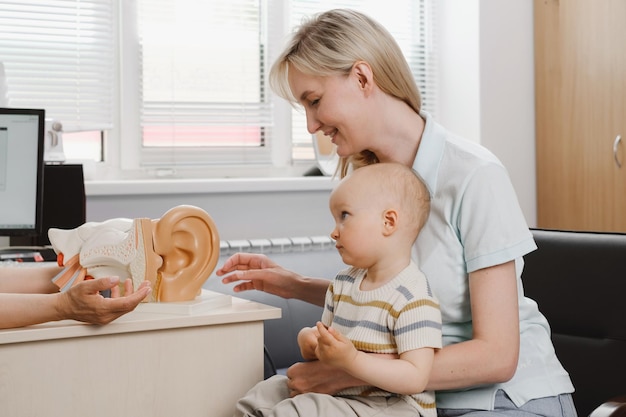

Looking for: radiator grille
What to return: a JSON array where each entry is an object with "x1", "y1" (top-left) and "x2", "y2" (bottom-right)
[{"x1": 220, "y1": 236, "x2": 335, "y2": 257}]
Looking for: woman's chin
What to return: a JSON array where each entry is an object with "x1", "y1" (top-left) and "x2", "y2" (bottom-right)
[{"x1": 335, "y1": 146, "x2": 350, "y2": 158}]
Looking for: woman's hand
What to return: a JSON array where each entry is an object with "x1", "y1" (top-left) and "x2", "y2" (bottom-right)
[
  {"x1": 285, "y1": 359, "x2": 363, "y2": 397},
  {"x1": 216, "y1": 252, "x2": 329, "y2": 305},
  {"x1": 216, "y1": 252, "x2": 294, "y2": 297},
  {"x1": 57, "y1": 276, "x2": 151, "y2": 325}
]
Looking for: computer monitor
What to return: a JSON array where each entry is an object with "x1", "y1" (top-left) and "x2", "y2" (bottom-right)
[{"x1": 0, "y1": 108, "x2": 45, "y2": 238}]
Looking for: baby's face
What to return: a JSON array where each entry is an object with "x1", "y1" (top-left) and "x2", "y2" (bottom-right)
[{"x1": 329, "y1": 175, "x2": 385, "y2": 268}]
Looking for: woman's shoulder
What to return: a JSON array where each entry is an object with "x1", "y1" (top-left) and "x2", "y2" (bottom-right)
[
  {"x1": 422, "y1": 113, "x2": 499, "y2": 164},
  {"x1": 418, "y1": 112, "x2": 507, "y2": 187}
]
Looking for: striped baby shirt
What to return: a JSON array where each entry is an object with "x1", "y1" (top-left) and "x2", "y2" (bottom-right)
[{"x1": 320, "y1": 260, "x2": 442, "y2": 417}]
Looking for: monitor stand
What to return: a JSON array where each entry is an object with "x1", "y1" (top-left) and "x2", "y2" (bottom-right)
[
  {"x1": 10, "y1": 164, "x2": 85, "y2": 248},
  {"x1": 0, "y1": 246, "x2": 57, "y2": 262}
]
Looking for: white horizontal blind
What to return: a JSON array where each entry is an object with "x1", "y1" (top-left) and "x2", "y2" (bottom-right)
[
  {"x1": 137, "y1": 0, "x2": 437, "y2": 167},
  {"x1": 0, "y1": 1, "x2": 437, "y2": 169},
  {"x1": 290, "y1": 0, "x2": 438, "y2": 160},
  {"x1": 0, "y1": 0, "x2": 115, "y2": 132},
  {"x1": 137, "y1": 0, "x2": 272, "y2": 157}
]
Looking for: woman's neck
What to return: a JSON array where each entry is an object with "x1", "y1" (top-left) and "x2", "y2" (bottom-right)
[{"x1": 370, "y1": 96, "x2": 425, "y2": 167}]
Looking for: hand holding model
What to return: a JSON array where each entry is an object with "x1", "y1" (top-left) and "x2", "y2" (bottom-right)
[
  {"x1": 58, "y1": 275, "x2": 151, "y2": 325},
  {"x1": 0, "y1": 265, "x2": 151, "y2": 329},
  {"x1": 49, "y1": 205, "x2": 220, "y2": 302}
]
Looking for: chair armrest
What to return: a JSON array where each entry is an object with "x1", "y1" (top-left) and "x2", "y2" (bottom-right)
[{"x1": 589, "y1": 396, "x2": 626, "y2": 417}]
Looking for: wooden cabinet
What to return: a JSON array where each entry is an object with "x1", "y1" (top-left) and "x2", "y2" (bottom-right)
[
  {"x1": 534, "y1": 0, "x2": 626, "y2": 232},
  {"x1": 0, "y1": 292, "x2": 281, "y2": 417}
]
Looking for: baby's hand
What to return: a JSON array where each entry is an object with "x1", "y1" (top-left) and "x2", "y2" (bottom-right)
[
  {"x1": 297, "y1": 326, "x2": 320, "y2": 360},
  {"x1": 314, "y1": 321, "x2": 358, "y2": 369}
]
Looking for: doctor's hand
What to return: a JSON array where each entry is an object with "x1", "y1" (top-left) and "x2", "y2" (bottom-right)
[{"x1": 58, "y1": 276, "x2": 151, "y2": 325}]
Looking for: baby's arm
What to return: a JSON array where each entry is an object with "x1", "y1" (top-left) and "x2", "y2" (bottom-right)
[
  {"x1": 297, "y1": 326, "x2": 320, "y2": 360},
  {"x1": 315, "y1": 322, "x2": 435, "y2": 395}
]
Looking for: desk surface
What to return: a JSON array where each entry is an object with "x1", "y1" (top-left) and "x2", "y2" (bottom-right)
[{"x1": 0, "y1": 290, "x2": 281, "y2": 345}]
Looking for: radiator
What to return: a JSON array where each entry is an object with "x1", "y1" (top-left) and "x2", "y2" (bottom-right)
[{"x1": 219, "y1": 235, "x2": 336, "y2": 257}]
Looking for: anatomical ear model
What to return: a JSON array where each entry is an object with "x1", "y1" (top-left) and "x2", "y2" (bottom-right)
[{"x1": 48, "y1": 205, "x2": 220, "y2": 302}]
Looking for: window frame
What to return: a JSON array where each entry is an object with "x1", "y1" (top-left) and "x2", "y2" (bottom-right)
[
  {"x1": 112, "y1": 0, "x2": 437, "y2": 178},
  {"x1": 117, "y1": 0, "x2": 292, "y2": 174}
]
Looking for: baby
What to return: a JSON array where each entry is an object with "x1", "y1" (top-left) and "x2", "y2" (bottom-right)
[{"x1": 236, "y1": 162, "x2": 442, "y2": 417}]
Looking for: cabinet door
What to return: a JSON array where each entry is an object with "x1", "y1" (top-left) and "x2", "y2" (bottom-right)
[{"x1": 535, "y1": 0, "x2": 626, "y2": 232}]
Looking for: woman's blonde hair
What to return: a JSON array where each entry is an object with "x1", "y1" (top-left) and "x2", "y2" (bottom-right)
[{"x1": 269, "y1": 9, "x2": 422, "y2": 178}]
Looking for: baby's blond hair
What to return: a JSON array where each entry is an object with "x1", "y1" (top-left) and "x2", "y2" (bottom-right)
[{"x1": 348, "y1": 162, "x2": 430, "y2": 242}]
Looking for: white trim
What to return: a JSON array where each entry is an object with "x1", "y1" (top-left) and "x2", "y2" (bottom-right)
[
  {"x1": 119, "y1": 0, "x2": 142, "y2": 171},
  {"x1": 86, "y1": 176, "x2": 337, "y2": 196}
]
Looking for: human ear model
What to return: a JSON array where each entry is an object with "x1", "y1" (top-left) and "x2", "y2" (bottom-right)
[
  {"x1": 48, "y1": 205, "x2": 220, "y2": 302},
  {"x1": 151, "y1": 205, "x2": 220, "y2": 302}
]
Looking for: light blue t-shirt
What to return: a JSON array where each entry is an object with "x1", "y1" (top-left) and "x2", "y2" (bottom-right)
[{"x1": 413, "y1": 113, "x2": 574, "y2": 410}]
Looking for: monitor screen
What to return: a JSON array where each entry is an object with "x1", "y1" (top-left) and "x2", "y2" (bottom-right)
[{"x1": 0, "y1": 108, "x2": 45, "y2": 237}]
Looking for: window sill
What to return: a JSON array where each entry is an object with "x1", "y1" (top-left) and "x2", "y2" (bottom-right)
[
  {"x1": 86, "y1": 176, "x2": 337, "y2": 196},
  {"x1": 79, "y1": 160, "x2": 339, "y2": 196}
]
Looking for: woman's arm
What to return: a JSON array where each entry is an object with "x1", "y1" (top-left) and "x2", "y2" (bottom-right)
[
  {"x1": 220, "y1": 254, "x2": 519, "y2": 394},
  {"x1": 0, "y1": 292, "x2": 66, "y2": 329},
  {"x1": 426, "y1": 261, "x2": 520, "y2": 390},
  {"x1": 0, "y1": 273, "x2": 151, "y2": 329},
  {"x1": 350, "y1": 348, "x2": 434, "y2": 395},
  {"x1": 0, "y1": 264, "x2": 62, "y2": 294},
  {"x1": 217, "y1": 252, "x2": 330, "y2": 306},
  {"x1": 287, "y1": 261, "x2": 520, "y2": 395}
]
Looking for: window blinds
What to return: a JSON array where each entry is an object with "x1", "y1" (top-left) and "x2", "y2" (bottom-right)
[{"x1": 0, "y1": 0, "x2": 116, "y2": 132}]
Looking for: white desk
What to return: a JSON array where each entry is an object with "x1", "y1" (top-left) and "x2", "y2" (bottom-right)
[{"x1": 0, "y1": 292, "x2": 281, "y2": 417}]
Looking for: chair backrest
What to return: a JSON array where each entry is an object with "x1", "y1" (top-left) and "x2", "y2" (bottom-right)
[{"x1": 522, "y1": 229, "x2": 626, "y2": 417}]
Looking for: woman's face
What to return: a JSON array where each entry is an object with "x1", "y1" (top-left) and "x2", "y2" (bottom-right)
[{"x1": 288, "y1": 66, "x2": 372, "y2": 158}]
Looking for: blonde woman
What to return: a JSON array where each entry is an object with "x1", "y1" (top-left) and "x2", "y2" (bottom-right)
[{"x1": 219, "y1": 9, "x2": 576, "y2": 417}]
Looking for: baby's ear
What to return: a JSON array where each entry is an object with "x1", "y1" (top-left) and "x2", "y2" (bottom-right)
[{"x1": 382, "y1": 209, "x2": 398, "y2": 236}]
